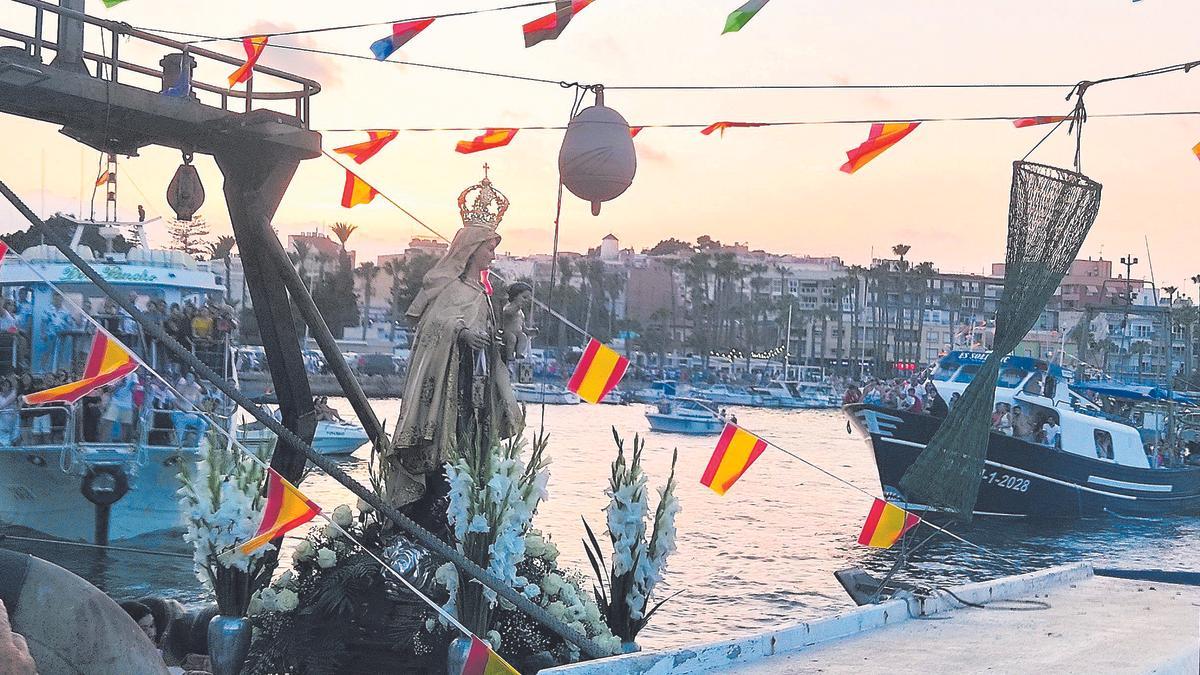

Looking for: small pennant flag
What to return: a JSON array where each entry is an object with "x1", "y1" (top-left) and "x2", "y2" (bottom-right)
[
  {"x1": 237, "y1": 469, "x2": 321, "y2": 555},
  {"x1": 341, "y1": 170, "x2": 379, "y2": 208},
  {"x1": 723, "y1": 0, "x2": 771, "y2": 34},
  {"x1": 333, "y1": 130, "x2": 399, "y2": 165},
  {"x1": 701, "y1": 423, "x2": 767, "y2": 495},
  {"x1": 857, "y1": 498, "x2": 921, "y2": 548},
  {"x1": 1193, "y1": 141, "x2": 1200, "y2": 161},
  {"x1": 94, "y1": 171, "x2": 111, "y2": 187},
  {"x1": 840, "y1": 122, "x2": 920, "y2": 174},
  {"x1": 701, "y1": 121, "x2": 768, "y2": 137},
  {"x1": 369, "y1": 18, "x2": 435, "y2": 60},
  {"x1": 0, "y1": 241, "x2": 8, "y2": 266},
  {"x1": 461, "y1": 635, "x2": 520, "y2": 675},
  {"x1": 523, "y1": 0, "x2": 595, "y2": 48},
  {"x1": 630, "y1": 126, "x2": 644, "y2": 138},
  {"x1": 455, "y1": 128, "x2": 519, "y2": 154},
  {"x1": 23, "y1": 331, "x2": 138, "y2": 405},
  {"x1": 227, "y1": 36, "x2": 269, "y2": 88},
  {"x1": 480, "y1": 269, "x2": 494, "y2": 296},
  {"x1": 1012, "y1": 116, "x2": 1069, "y2": 128},
  {"x1": 102, "y1": 0, "x2": 131, "y2": 7},
  {"x1": 566, "y1": 338, "x2": 628, "y2": 404}
]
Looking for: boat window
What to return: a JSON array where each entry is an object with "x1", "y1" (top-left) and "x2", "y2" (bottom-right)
[
  {"x1": 1093, "y1": 429, "x2": 1114, "y2": 460},
  {"x1": 997, "y1": 368, "x2": 1028, "y2": 389},
  {"x1": 932, "y1": 365, "x2": 957, "y2": 381},
  {"x1": 953, "y1": 365, "x2": 980, "y2": 383}
]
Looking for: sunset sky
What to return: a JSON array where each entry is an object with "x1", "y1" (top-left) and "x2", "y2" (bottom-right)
[{"x1": 2, "y1": 1, "x2": 1200, "y2": 290}]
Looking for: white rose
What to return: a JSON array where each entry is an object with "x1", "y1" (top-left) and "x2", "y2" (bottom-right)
[
  {"x1": 275, "y1": 588, "x2": 299, "y2": 612},
  {"x1": 293, "y1": 541, "x2": 315, "y2": 562},
  {"x1": 277, "y1": 570, "x2": 295, "y2": 588},
  {"x1": 425, "y1": 618, "x2": 436, "y2": 632},
  {"x1": 324, "y1": 523, "x2": 342, "y2": 540},
  {"x1": 332, "y1": 504, "x2": 354, "y2": 528},
  {"x1": 543, "y1": 541, "x2": 560, "y2": 563},
  {"x1": 486, "y1": 630, "x2": 502, "y2": 650},
  {"x1": 316, "y1": 547, "x2": 338, "y2": 569},
  {"x1": 356, "y1": 498, "x2": 375, "y2": 514},
  {"x1": 546, "y1": 601, "x2": 568, "y2": 619},
  {"x1": 259, "y1": 588, "x2": 278, "y2": 612},
  {"x1": 523, "y1": 584, "x2": 540, "y2": 600},
  {"x1": 541, "y1": 573, "x2": 563, "y2": 596},
  {"x1": 584, "y1": 602, "x2": 602, "y2": 624}
]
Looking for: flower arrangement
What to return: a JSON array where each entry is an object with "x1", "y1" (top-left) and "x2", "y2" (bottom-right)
[
  {"x1": 582, "y1": 428, "x2": 681, "y2": 644},
  {"x1": 437, "y1": 430, "x2": 550, "y2": 636},
  {"x1": 177, "y1": 432, "x2": 275, "y2": 617}
]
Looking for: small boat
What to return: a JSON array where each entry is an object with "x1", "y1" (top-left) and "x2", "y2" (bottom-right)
[
  {"x1": 646, "y1": 398, "x2": 727, "y2": 435},
  {"x1": 512, "y1": 382, "x2": 579, "y2": 405},
  {"x1": 631, "y1": 379, "x2": 680, "y2": 403},
  {"x1": 693, "y1": 383, "x2": 764, "y2": 406},
  {"x1": 238, "y1": 416, "x2": 370, "y2": 456},
  {"x1": 846, "y1": 350, "x2": 1200, "y2": 519},
  {"x1": 600, "y1": 388, "x2": 628, "y2": 405}
]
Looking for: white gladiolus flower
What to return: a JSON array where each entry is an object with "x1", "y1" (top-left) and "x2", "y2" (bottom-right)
[
  {"x1": 466, "y1": 514, "x2": 490, "y2": 534},
  {"x1": 316, "y1": 547, "x2": 337, "y2": 569},
  {"x1": 332, "y1": 504, "x2": 354, "y2": 528}
]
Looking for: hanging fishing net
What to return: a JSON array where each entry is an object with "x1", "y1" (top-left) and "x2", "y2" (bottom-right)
[{"x1": 898, "y1": 161, "x2": 1102, "y2": 518}]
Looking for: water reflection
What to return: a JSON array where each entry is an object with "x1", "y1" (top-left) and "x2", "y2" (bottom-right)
[{"x1": 3, "y1": 401, "x2": 1198, "y2": 650}]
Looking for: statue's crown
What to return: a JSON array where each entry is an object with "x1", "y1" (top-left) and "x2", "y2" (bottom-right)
[{"x1": 457, "y1": 164, "x2": 509, "y2": 229}]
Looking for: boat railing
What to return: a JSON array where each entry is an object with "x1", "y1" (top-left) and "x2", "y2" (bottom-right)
[
  {"x1": 7, "y1": 404, "x2": 73, "y2": 448},
  {"x1": 0, "y1": 0, "x2": 321, "y2": 127}
]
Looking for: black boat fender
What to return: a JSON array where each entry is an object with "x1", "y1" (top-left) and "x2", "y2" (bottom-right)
[{"x1": 0, "y1": 549, "x2": 167, "y2": 674}]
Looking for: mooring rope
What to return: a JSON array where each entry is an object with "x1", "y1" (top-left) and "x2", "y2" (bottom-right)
[{"x1": 0, "y1": 178, "x2": 607, "y2": 660}]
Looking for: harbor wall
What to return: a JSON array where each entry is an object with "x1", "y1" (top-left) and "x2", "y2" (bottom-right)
[
  {"x1": 239, "y1": 372, "x2": 402, "y2": 398},
  {"x1": 539, "y1": 563, "x2": 1094, "y2": 675}
]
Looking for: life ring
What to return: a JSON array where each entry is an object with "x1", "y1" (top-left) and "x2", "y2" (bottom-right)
[
  {"x1": 0, "y1": 550, "x2": 168, "y2": 674},
  {"x1": 79, "y1": 465, "x2": 130, "y2": 507}
]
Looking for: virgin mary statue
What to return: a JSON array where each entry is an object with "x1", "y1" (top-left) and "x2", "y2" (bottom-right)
[{"x1": 384, "y1": 169, "x2": 523, "y2": 516}]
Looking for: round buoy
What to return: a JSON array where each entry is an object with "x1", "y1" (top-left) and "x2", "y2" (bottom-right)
[{"x1": 558, "y1": 90, "x2": 637, "y2": 216}]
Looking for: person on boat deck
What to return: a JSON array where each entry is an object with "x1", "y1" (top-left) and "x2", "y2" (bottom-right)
[
  {"x1": 40, "y1": 293, "x2": 72, "y2": 370},
  {"x1": 1022, "y1": 372, "x2": 1044, "y2": 396},
  {"x1": 101, "y1": 375, "x2": 137, "y2": 442},
  {"x1": 190, "y1": 306, "x2": 214, "y2": 341},
  {"x1": 0, "y1": 378, "x2": 18, "y2": 446},
  {"x1": 925, "y1": 385, "x2": 949, "y2": 417},
  {"x1": 1094, "y1": 430, "x2": 1114, "y2": 460},
  {"x1": 863, "y1": 382, "x2": 883, "y2": 405},
  {"x1": 902, "y1": 387, "x2": 923, "y2": 413},
  {"x1": 948, "y1": 391, "x2": 962, "y2": 410},
  {"x1": 842, "y1": 384, "x2": 862, "y2": 405},
  {"x1": 992, "y1": 403, "x2": 1014, "y2": 436},
  {"x1": 1041, "y1": 414, "x2": 1061, "y2": 448},
  {"x1": 1012, "y1": 405, "x2": 1038, "y2": 441}
]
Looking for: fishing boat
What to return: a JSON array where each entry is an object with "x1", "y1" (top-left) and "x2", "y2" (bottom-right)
[
  {"x1": 845, "y1": 350, "x2": 1200, "y2": 519},
  {"x1": 693, "y1": 383, "x2": 764, "y2": 406},
  {"x1": 237, "y1": 413, "x2": 370, "y2": 456},
  {"x1": 645, "y1": 397, "x2": 727, "y2": 435},
  {"x1": 0, "y1": 219, "x2": 236, "y2": 544},
  {"x1": 512, "y1": 382, "x2": 580, "y2": 405}
]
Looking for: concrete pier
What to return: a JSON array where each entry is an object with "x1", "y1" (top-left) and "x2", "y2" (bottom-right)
[{"x1": 541, "y1": 563, "x2": 1200, "y2": 674}]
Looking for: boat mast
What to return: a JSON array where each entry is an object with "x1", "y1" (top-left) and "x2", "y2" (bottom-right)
[{"x1": 784, "y1": 302, "x2": 792, "y2": 379}]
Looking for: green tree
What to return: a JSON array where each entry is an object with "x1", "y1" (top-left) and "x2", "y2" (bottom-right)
[
  {"x1": 355, "y1": 262, "x2": 380, "y2": 340},
  {"x1": 167, "y1": 216, "x2": 210, "y2": 258},
  {"x1": 312, "y1": 252, "x2": 359, "y2": 338},
  {"x1": 206, "y1": 235, "x2": 237, "y2": 303}
]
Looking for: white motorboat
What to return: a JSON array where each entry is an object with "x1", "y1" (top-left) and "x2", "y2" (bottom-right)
[
  {"x1": 631, "y1": 379, "x2": 681, "y2": 403},
  {"x1": 513, "y1": 382, "x2": 580, "y2": 405},
  {"x1": 693, "y1": 384, "x2": 764, "y2": 406},
  {"x1": 646, "y1": 398, "x2": 727, "y2": 435},
  {"x1": 238, "y1": 417, "x2": 370, "y2": 456}
]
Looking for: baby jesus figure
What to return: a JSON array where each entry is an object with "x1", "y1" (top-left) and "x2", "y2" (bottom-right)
[{"x1": 500, "y1": 281, "x2": 538, "y2": 363}]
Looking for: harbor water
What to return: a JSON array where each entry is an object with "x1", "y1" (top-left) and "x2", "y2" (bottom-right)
[{"x1": 5, "y1": 399, "x2": 1200, "y2": 650}]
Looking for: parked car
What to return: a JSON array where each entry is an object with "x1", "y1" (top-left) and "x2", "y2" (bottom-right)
[{"x1": 357, "y1": 353, "x2": 398, "y2": 376}]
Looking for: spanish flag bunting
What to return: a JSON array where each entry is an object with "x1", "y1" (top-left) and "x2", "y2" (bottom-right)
[
  {"x1": 630, "y1": 126, "x2": 644, "y2": 138},
  {"x1": 1193, "y1": 140, "x2": 1200, "y2": 161},
  {"x1": 523, "y1": 0, "x2": 596, "y2": 48},
  {"x1": 723, "y1": 0, "x2": 771, "y2": 34},
  {"x1": 1012, "y1": 116, "x2": 1069, "y2": 128},
  {"x1": 23, "y1": 331, "x2": 138, "y2": 405},
  {"x1": 333, "y1": 130, "x2": 399, "y2": 165},
  {"x1": 94, "y1": 170, "x2": 111, "y2": 187},
  {"x1": 840, "y1": 122, "x2": 920, "y2": 174},
  {"x1": 455, "y1": 128, "x2": 518, "y2": 154},
  {"x1": 566, "y1": 338, "x2": 628, "y2": 404},
  {"x1": 369, "y1": 18, "x2": 435, "y2": 60},
  {"x1": 857, "y1": 498, "x2": 920, "y2": 549},
  {"x1": 701, "y1": 121, "x2": 768, "y2": 137},
  {"x1": 237, "y1": 469, "x2": 322, "y2": 555},
  {"x1": 460, "y1": 635, "x2": 520, "y2": 675},
  {"x1": 341, "y1": 170, "x2": 379, "y2": 208},
  {"x1": 701, "y1": 423, "x2": 767, "y2": 495},
  {"x1": 101, "y1": 0, "x2": 131, "y2": 7},
  {"x1": 227, "y1": 36, "x2": 269, "y2": 88}
]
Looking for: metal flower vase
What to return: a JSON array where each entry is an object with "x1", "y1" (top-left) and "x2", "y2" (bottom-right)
[{"x1": 208, "y1": 614, "x2": 252, "y2": 675}]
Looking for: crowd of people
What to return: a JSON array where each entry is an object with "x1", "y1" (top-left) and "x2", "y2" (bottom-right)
[{"x1": 842, "y1": 375, "x2": 953, "y2": 418}]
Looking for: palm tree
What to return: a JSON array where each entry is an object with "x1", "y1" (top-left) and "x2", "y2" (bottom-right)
[
  {"x1": 331, "y1": 222, "x2": 357, "y2": 251},
  {"x1": 354, "y1": 262, "x2": 380, "y2": 340},
  {"x1": 381, "y1": 259, "x2": 405, "y2": 341},
  {"x1": 206, "y1": 235, "x2": 237, "y2": 303},
  {"x1": 892, "y1": 244, "x2": 911, "y2": 268}
]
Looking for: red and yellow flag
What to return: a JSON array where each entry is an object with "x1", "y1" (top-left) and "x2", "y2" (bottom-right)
[
  {"x1": 333, "y1": 130, "x2": 398, "y2": 165},
  {"x1": 1012, "y1": 116, "x2": 1069, "y2": 128},
  {"x1": 341, "y1": 170, "x2": 379, "y2": 208},
  {"x1": 460, "y1": 635, "x2": 519, "y2": 675},
  {"x1": 523, "y1": 0, "x2": 596, "y2": 48},
  {"x1": 227, "y1": 35, "x2": 269, "y2": 88},
  {"x1": 455, "y1": 128, "x2": 518, "y2": 154},
  {"x1": 369, "y1": 18, "x2": 435, "y2": 60},
  {"x1": 23, "y1": 331, "x2": 138, "y2": 405},
  {"x1": 0, "y1": 241, "x2": 8, "y2": 265},
  {"x1": 701, "y1": 423, "x2": 767, "y2": 495},
  {"x1": 701, "y1": 121, "x2": 767, "y2": 137},
  {"x1": 840, "y1": 122, "x2": 919, "y2": 174},
  {"x1": 94, "y1": 170, "x2": 111, "y2": 187},
  {"x1": 629, "y1": 126, "x2": 644, "y2": 138},
  {"x1": 566, "y1": 338, "x2": 628, "y2": 404},
  {"x1": 238, "y1": 469, "x2": 321, "y2": 555},
  {"x1": 857, "y1": 498, "x2": 920, "y2": 548},
  {"x1": 1193, "y1": 141, "x2": 1200, "y2": 162}
]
